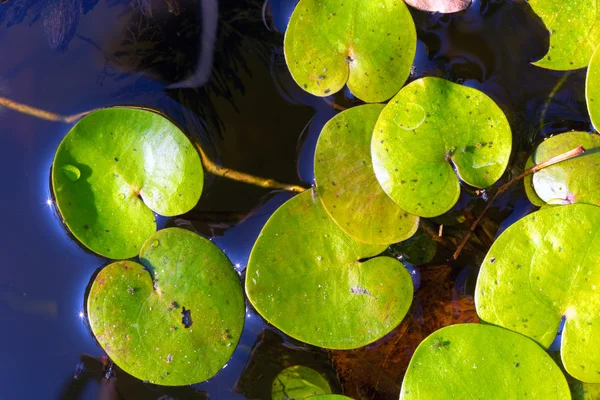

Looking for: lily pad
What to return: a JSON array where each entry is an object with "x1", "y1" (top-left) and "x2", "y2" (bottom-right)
[
  {"x1": 87, "y1": 228, "x2": 244, "y2": 385},
  {"x1": 52, "y1": 108, "x2": 203, "y2": 259},
  {"x1": 314, "y1": 104, "x2": 418, "y2": 245},
  {"x1": 523, "y1": 155, "x2": 547, "y2": 207},
  {"x1": 476, "y1": 204, "x2": 600, "y2": 383},
  {"x1": 404, "y1": 0, "x2": 470, "y2": 13},
  {"x1": 572, "y1": 381, "x2": 600, "y2": 400},
  {"x1": 272, "y1": 366, "x2": 332, "y2": 400},
  {"x1": 371, "y1": 77, "x2": 512, "y2": 217},
  {"x1": 283, "y1": 0, "x2": 416, "y2": 102},
  {"x1": 400, "y1": 324, "x2": 571, "y2": 399},
  {"x1": 587, "y1": 44, "x2": 600, "y2": 129},
  {"x1": 529, "y1": 0, "x2": 600, "y2": 70},
  {"x1": 524, "y1": 132, "x2": 600, "y2": 206},
  {"x1": 246, "y1": 191, "x2": 414, "y2": 349}
]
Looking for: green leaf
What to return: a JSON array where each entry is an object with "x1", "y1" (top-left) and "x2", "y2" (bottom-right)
[
  {"x1": 572, "y1": 381, "x2": 600, "y2": 400},
  {"x1": 587, "y1": 44, "x2": 600, "y2": 129},
  {"x1": 529, "y1": 0, "x2": 600, "y2": 70},
  {"x1": 272, "y1": 366, "x2": 332, "y2": 400},
  {"x1": 52, "y1": 108, "x2": 203, "y2": 259},
  {"x1": 283, "y1": 0, "x2": 416, "y2": 102},
  {"x1": 550, "y1": 350, "x2": 600, "y2": 400},
  {"x1": 246, "y1": 191, "x2": 414, "y2": 349},
  {"x1": 400, "y1": 324, "x2": 571, "y2": 399},
  {"x1": 475, "y1": 204, "x2": 600, "y2": 383},
  {"x1": 525, "y1": 132, "x2": 600, "y2": 206},
  {"x1": 372, "y1": 77, "x2": 512, "y2": 217},
  {"x1": 524, "y1": 155, "x2": 547, "y2": 207},
  {"x1": 87, "y1": 228, "x2": 244, "y2": 385},
  {"x1": 314, "y1": 104, "x2": 418, "y2": 245},
  {"x1": 308, "y1": 396, "x2": 353, "y2": 400},
  {"x1": 404, "y1": 0, "x2": 470, "y2": 13}
]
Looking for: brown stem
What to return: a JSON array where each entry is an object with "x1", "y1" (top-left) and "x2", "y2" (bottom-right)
[
  {"x1": 452, "y1": 145, "x2": 587, "y2": 260},
  {"x1": 322, "y1": 97, "x2": 348, "y2": 111},
  {"x1": 0, "y1": 95, "x2": 308, "y2": 193},
  {"x1": 0, "y1": 96, "x2": 89, "y2": 123},
  {"x1": 192, "y1": 142, "x2": 307, "y2": 193},
  {"x1": 420, "y1": 220, "x2": 455, "y2": 251}
]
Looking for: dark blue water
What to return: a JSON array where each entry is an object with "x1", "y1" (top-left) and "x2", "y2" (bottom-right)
[{"x1": 0, "y1": 0, "x2": 592, "y2": 399}]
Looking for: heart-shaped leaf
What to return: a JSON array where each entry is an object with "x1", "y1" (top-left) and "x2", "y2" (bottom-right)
[
  {"x1": 52, "y1": 108, "x2": 203, "y2": 259},
  {"x1": 476, "y1": 204, "x2": 600, "y2": 383},
  {"x1": 246, "y1": 191, "x2": 414, "y2": 349},
  {"x1": 87, "y1": 228, "x2": 244, "y2": 385},
  {"x1": 315, "y1": 104, "x2": 418, "y2": 245},
  {"x1": 587, "y1": 44, "x2": 600, "y2": 130},
  {"x1": 524, "y1": 132, "x2": 600, "y2": 206},
  {"x1": 371, "y1": 77, "x2": 512, "y2": 217},
  {"x1": 272, "y1": 366, "x2": 332, "y2": 400},
  {"x1": 284, "y1": 0, "x2": 416, "y2": 102},
  {"x1": 529, "y1": 0, "x2": 600, "y2": 70},
  {"x1": 400, "y1": 324, "x2": 570, "y2": 398},
  {"x1": 404, "y1": 0, "x2": 470, "y2": 13}
]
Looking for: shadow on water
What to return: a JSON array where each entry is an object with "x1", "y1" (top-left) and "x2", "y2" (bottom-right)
[{"x1": 0, "y1": 0, "x2": 595, "y2": 398}]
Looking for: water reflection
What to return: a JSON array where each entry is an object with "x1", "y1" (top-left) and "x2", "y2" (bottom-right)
[
  {"x1": 58, "y1": 354, "x2": 210, "y2": 399},
  {"x1": 1, "y1": 0, "x2": 596, "y2": 398}
]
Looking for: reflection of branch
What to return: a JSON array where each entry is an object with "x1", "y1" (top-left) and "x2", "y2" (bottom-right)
[
  {"x1": 453, "y1": 145, "x2": 587, "y2": 260},
  {"x1": 0, "y1": 96, "x2": 308, "y2": 193}
]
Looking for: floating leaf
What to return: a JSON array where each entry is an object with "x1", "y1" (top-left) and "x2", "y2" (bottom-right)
[
  {"x1": 400, "y1": 324, "x2": 571, "y2": 399},
  {"x1": 315, "y1": 104, "x2": 418, "y2": 245},
  {"x1": 523, "y1": 155, "x2": 547, "y2": 207},
  {"x1": 404, "y1": 0, "x2": 470, "y2": 13},
  {"x1": 572, "y1": 381, "x2": 600, "y2": 400},
  {"x1": 331, "y1": 264, "x2": 478, "y2": 399},
  {"x1": 283, "y1": 0, "x2": 416, "y2": 102},
  {"x1": 372, "y1": 77, "x2": 512, "y2": 217},
  {"x1": 52, "y1": 108, "x2": 203, "y2": 259},
  {"x1": 272, "y1": 366, "x2": 332, "y2": 400},
  {"x1": 550, "y1": 351, "x2": 600, "y2": 400},
  {"x1": 234, "y1": 329, "x2": 341, "y2": 398},
  {"x1": 246, "y1": 191, "x2": 414, "y2": 349},
  {"x1": 587, "y1": 45, "x2": 600, "y2": 129},
  {"x1": 87, "y1": 228, "x2": 244, "y2": 385},
  {"x1": 476, "y1": 204, "x2": 600, "y2": 383},
  {"x1": 529, "y1": 0, "x2": 600, "y2": 70},
  {"x1": 524, "y1": 132, "x2": 600, "y2": 206}
]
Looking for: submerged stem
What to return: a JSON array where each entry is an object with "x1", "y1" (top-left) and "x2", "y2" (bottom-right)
[
  {"x1": 452, "y1": 145, "x2": 587, "y2": 260},
  {"x1": 0, "y1": 96, "x2": 89, "y2": 123},
  {"x1": 0, "y1": 95, "x2": 308, "y2": 193},
  {"x1": 192, "y1": 142, "x2": 307, "y2": 193}
]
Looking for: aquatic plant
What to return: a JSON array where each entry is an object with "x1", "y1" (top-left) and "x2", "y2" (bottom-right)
[{"x1": 12, "y1": 0, "x2": 600, "y2": 394}]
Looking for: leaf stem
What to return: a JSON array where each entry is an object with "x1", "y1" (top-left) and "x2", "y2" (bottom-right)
[
  {"x1": 0, "y1": 96, "x2": 89, "y2": 123},
  {"x1": 452, "y1": 145, "x2": 587, "y2": 260},
  {"x1": 192, "y1": 142, "x2": 307, "y2": 193},
  {"x1": 0, "y1": 95, "x2": 308, "y2": 193}
]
